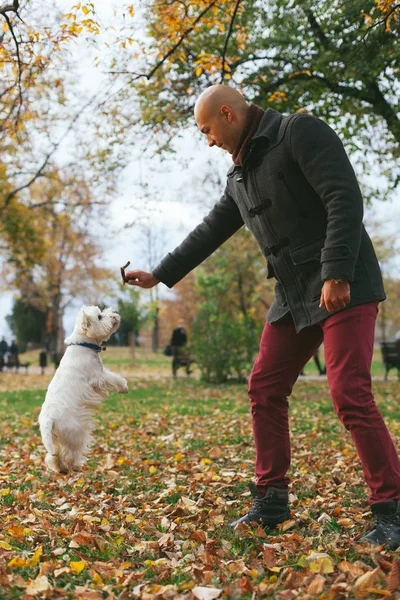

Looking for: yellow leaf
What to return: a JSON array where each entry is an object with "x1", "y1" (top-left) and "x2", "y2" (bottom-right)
[
  {"x1": 28, "y1": 546, "x2": 43, "y2": 566},
  {"x1": 8, "y1": 557, "x2": 28, "y2": 567},
  {"x1": 149, "y1": 465, "x2": 156, "y2": 474},
  {"x1": 195, "y1": 67, "x2": 203, "y2": 77},
  {"x1": 70, "y1": 560, "x2": 87, "y2": 574},
  {"x1": 1, "y1": 488, "x2": 10, "y2": 496},
  {"x1": 174, "y1": 453, "x2": 183, "y2": 461},
  {"x1": 248, "y1": 569, "x2": 259, "y2": 578},
  {"x1": 92, "y1": 572, "x2": 103, "y2": 584},
  {"x1": 0, "y1": 541, "x2": 12, "y2": 550},
  {"x1": 82, "y1": 5, "x2": 89, "y2": 15},
  {"x1": 309, "y1": 557, "x2": 334, "y2": 574},
  {"x1": 126, "y1": 514, "x2": 135, "y2": 523}
]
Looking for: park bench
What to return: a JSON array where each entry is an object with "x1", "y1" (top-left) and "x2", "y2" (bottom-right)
[
  {"x1": 0, "y1": 354, "x2": 30, "y2": 373},
  {"x1": 381, "y1": 340, "x2": 400, "y2": 381},
  {"x1": 172, "y1": 346, "x2": 194, "y2": 378}
]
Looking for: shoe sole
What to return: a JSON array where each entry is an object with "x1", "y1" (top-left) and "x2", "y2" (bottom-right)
[{"x1": 230, "y1": 510, "x2": 291, "y2": 529}]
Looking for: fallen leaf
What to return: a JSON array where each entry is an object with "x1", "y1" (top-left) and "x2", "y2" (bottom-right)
[
  {"x1": 353, "y1": 567, "x2": 381, "y2": 598},
  {"x1": 209, "y1": 447, "x2": 223, "y2": 459},
  {"x1": 307, "y1": 574, "x2": 325, "y2": 595},
  {"x1": 25, "y1": 575, "x2": 51, "y2": 595},
  {"x1": 191, "y1": 586, "x2": 222, "y2": 599},
  {"x1": 70, "y1": 560, "x2": 88, "y2": 574},
  {"x1": 387, "y1": 558, "x2": 400, "y2": 593}
]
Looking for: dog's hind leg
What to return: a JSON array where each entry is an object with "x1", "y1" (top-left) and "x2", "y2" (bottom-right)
[
  {"x1": 40, "y1": 417, "x2": 62, "y2": 472},
  {"x1": 39, "y1": 416, "x2": 55, "y2": 457}
]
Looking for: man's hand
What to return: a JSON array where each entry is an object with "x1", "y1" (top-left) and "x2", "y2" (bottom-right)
[
  {"x1": 319, "y1": 280, "x2": 350, "y2": 313},
  {"x1": 124, "y1": 270, "x2": 160, "y2": 289}
]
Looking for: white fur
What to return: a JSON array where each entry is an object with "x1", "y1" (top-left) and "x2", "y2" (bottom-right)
[{"x1": 38, "y1": 306, "x2": 128, "y2": 474}]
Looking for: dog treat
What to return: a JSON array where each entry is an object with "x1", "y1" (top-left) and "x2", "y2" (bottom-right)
[{"x1": 120, "y1": 261, "x2": 130, "y2": 285}]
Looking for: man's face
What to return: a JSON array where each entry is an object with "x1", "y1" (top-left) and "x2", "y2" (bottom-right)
[{"x1": 195, "y1": 104, "x2": 241, "y2": 155}]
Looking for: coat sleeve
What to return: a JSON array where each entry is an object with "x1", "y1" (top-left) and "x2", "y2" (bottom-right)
[
  {"x1": 152, "y1": 188, "x2": 244, "y2": 288},
  {"x1": 289, "y1": 114, "x2": 363, "y2": 283}
]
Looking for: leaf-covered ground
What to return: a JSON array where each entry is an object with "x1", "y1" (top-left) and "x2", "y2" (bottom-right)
[{"x1": 1, "y1": 375, "x2": 400, "y2": 599}]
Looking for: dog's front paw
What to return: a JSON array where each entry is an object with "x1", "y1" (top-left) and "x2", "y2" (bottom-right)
[{"x1": 119, "y1": 378, "x2": 129, "y2": 394}]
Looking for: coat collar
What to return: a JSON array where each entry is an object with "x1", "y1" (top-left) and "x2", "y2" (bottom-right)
[
  {"x1": 251, "y1": 108, "x2": 283, "y2": 143},
  {"x1": 227, "y1": 108, "x2": 283, "y2": 176}
]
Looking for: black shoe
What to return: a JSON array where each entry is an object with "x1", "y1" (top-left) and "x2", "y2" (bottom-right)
[
  {"x1": 230, "y1": 483, "x2": 290, "y2": 528},
  {"x1": 358, "y1": 500, "x2": 400, "y2": 550}
]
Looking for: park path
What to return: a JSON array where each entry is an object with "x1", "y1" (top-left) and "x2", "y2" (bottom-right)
[{"x1": 1, "y1": 365, "x2": 398, "y2": 383}]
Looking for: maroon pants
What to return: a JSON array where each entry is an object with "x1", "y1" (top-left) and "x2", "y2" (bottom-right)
[{"x1": 248, "y1": 302, "x2": 400, "y2": 504}]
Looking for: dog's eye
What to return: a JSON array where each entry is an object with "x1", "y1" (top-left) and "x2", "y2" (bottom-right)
[{"x1": 98, "y1": 315, "x2": 103, "y2": 320}]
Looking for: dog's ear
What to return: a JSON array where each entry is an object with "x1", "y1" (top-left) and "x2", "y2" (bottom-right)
[{"x1": 79, "y1": 307, "x2": 91, "y2": 334}]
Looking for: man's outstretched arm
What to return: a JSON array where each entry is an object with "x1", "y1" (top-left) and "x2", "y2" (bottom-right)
[{"x1": 125, "y1": 188, "x2": 243, "y2": 289}]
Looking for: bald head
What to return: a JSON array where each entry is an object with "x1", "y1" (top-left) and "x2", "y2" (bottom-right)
[{"x1": 194, "y1": 85, "x2": 249, "y2": 154}]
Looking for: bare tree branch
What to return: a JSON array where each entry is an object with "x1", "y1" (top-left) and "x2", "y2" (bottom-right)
[
  {"x1": 3, "y1": 12, "x2": 23, "y2": 124},
  {"x1": 3, "y1": 93, "x2": 103, "y2": 207},
  {"x1": 0, "y1": 0, "x2": 19, "y2": 15},
  {"x1": 220, "y1": 0, "x2": 242, "y2": 82}
]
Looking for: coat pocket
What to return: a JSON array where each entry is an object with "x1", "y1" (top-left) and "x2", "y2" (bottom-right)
[{"x1": 289, "y1": 237, "x2": 326, "y2": 301}]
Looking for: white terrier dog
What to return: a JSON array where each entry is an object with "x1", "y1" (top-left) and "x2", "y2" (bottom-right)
[{"x1": 39, "y1": 306, "x2": 128, "y2": 474}]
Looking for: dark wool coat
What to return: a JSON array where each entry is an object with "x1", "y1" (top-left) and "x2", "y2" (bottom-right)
[{"x1": 153, "y1": 109, "x2": 386, "y2": 332}]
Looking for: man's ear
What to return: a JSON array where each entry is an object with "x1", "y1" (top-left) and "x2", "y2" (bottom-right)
[{"x1": 221, "y1": 104, "x2": 233, "y2": 123}]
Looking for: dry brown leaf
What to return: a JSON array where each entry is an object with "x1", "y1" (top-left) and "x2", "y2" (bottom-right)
[
  {"x1": 338, "y1": 560, "x2": 365, "y2": 578},
  {"x1": 307, "y1": 574, "x2": 325, "y2": 595},
  {"x1": 278, "y1": 519, "x2": 296, "y2": 532},
  {"x1": 254, "y1": 525, "x2": 268, "y2": 538},
  {"x1": 263, "y1": 546, "x2": 277, "y2": 568},
  {"x1": 25, "y1": 575, "x2": 51, "y2": 595},
  {"x1": 208, "y1": 447, "x2": 223, "y2": 459},
  {"x1": 353, "y1": 567, "x2": 381, "y2": 598},
  {"x1": 387, "y1": 558, "x2": 400, "y2": 593}
]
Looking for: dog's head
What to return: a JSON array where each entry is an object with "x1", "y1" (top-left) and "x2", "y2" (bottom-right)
[{"x1": 75, "y1": 306, "x2": 120, "y2": 342}]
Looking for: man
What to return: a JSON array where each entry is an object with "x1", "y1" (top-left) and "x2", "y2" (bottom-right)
[
  {"x1": 170, "y1": 320, "x2": 191, "y2": 378},
  {"x1": 0, "y1": 336, "x2": 8, "y2": 372},
  {"x1": 0, "y1": 336, "x2": 8, "y2": 357},
  {"x1": 124, "y1": 85, "x2": 400, "y2": 548}
]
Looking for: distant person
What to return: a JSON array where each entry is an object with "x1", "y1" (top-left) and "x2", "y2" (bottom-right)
[
  {"x1": 0, "y1": 337, "x2": 8, "y2": 372},
  {"x1": 39, "y1": 350, "x2": 48, "y2": 375},
  {"x1": 0, "y1": 337, "x2": 8, "y2": 357},
  {"x1": 9, "y1": 339, "x2": 20, "y2": 369},
  {"x1": 170, "y1": 322, "x2": 192, "y2": 378},
  {"x1": 171, "y1": 322, "x2": 187, "y2": 349}
]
